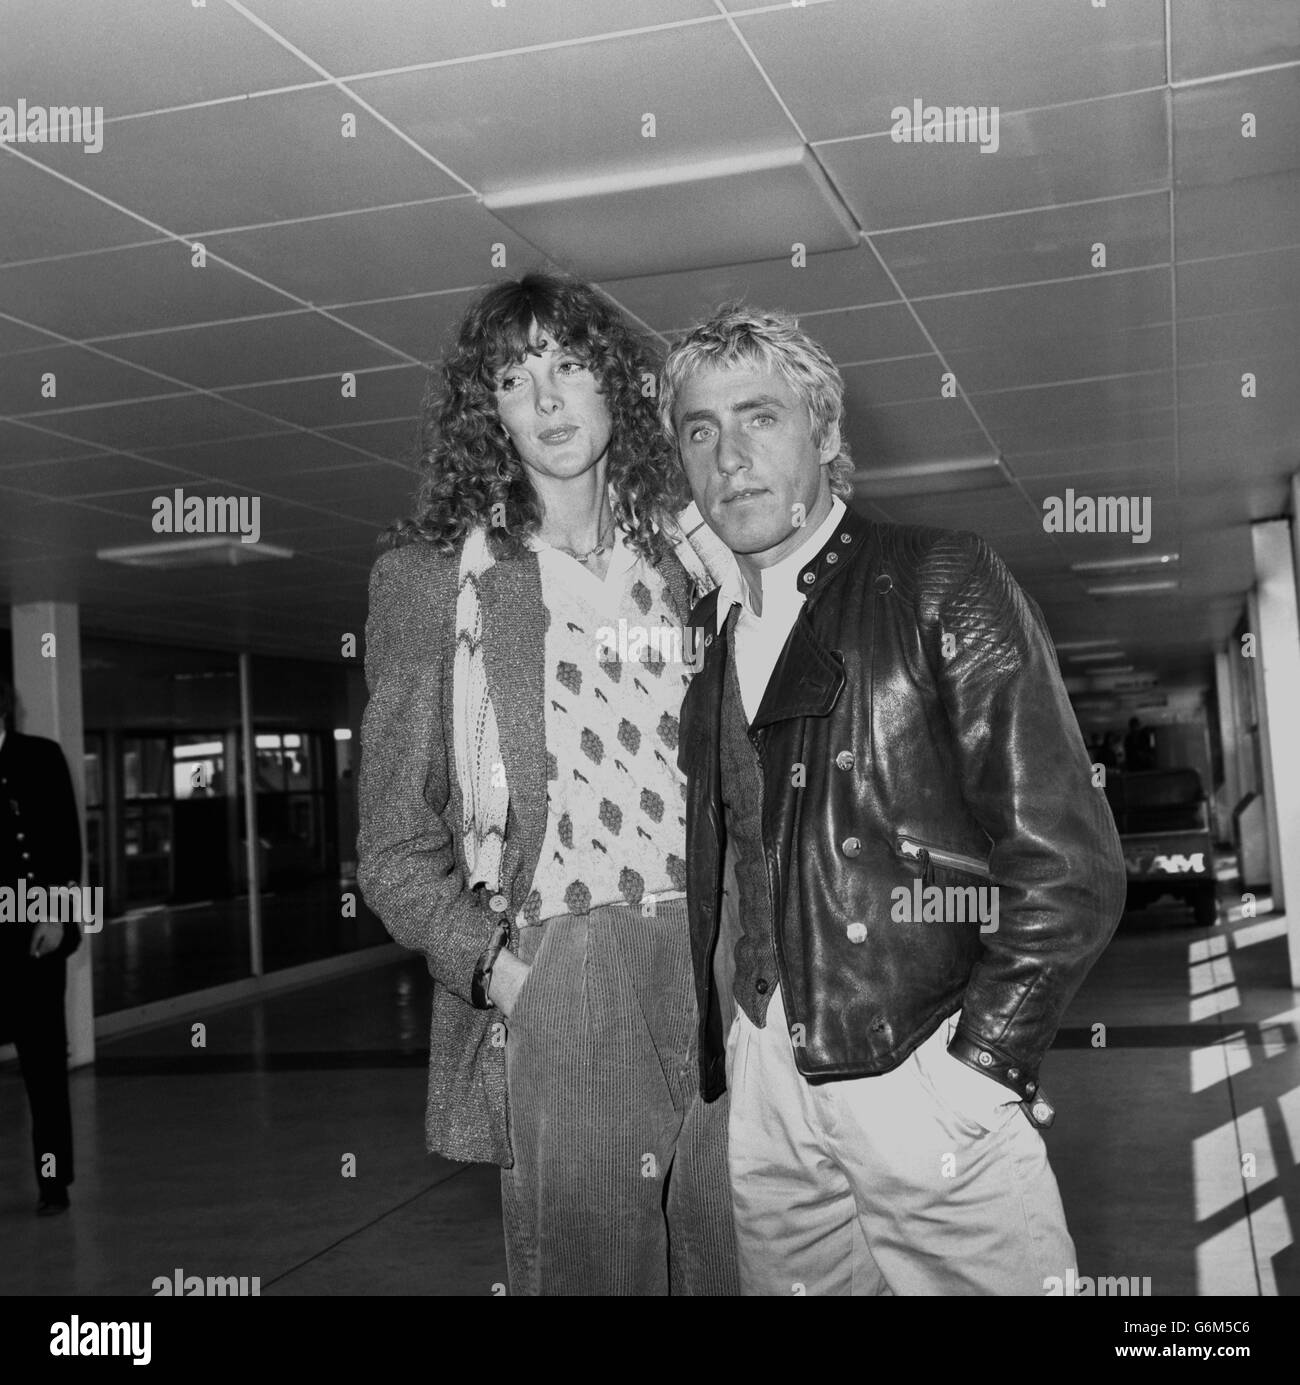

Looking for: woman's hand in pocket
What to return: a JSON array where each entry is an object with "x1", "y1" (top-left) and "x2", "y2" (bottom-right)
[{"x1": 487, "y1": 948, "x2": 531, "y2": 1020}]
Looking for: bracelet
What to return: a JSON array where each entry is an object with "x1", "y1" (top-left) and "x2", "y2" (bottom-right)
[{"x1": 471, "y1": 922, "x2": 509, "y2": 1010}]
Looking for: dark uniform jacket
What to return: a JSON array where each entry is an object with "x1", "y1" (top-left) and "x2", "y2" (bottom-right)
[{"x1": 0, "y1": 731, "x2": 83, "y2": 1044}]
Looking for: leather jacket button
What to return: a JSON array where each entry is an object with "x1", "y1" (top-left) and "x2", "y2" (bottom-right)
[
  {"x1": 488, "y1": 894, "x2": 508, "y2": 913},
  {"x1": 826, "y1": 552, "x2": 838, "y2": 564},
  {"x1": 755, "y1": 978, "x2": 770, "y2": 995},
  {"x1": 1026, "y1": 1080, "x2": 1037, "y2": 1093},
  {"x1": 1033, "y1": 1102, "x2": 1051, "y2": 1122},
  {"x1": 846, "y1": 922, "x2": 867, "y2": 944},
  {"x1": 977, "y1": 1051, "x2": 993, "y2": 1067},
  {"x1": 1008, "y1": 1068, "x2": 1020, "y2": 1080},
  {"x1": 835, "y1": 751, "x2": 855, "y2": 771},
  {"x1": 801, "y1": 572, "x2": 815, "y2": 585},
  {"x1": 841, "y1": 836, "x2": 861, "y2": 857},
  {"x1": 874, "y1": 573, "x2": 893, "y2": 594}
]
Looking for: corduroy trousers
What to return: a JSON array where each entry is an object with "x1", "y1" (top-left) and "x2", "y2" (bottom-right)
[{"x1": 500, "y1": 899, "x2": 739, "y2": 1296}]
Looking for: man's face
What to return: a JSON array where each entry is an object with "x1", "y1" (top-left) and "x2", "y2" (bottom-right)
[
  {"x1": 673, "y1": 361, "x2": 838, "y2": 567},
  {"x1": 492, "y1": 324, "x2": 613, "y2": 485}
]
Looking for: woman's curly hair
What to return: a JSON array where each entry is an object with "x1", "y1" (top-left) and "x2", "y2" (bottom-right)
[{"x1": 385, "y1": 272, "x2": 689, "y2": 563}]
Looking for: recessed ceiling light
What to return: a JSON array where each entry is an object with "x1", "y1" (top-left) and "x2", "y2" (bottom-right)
[
  {"x1": 853, "y1": 456, "x2": 1008, "y2": 497},
  {"x1": 1085, "y1": 579, "x2": 1179, "y2": 597},
  {"x1": 97, "y1": 538, "x2": 295, "y2": 569},
  {"x1": 1070, "y1": 553, "x2": 1179, "y2": 573}
]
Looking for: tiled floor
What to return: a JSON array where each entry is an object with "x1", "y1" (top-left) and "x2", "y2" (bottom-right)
[{"x1": 2, "y1": 890, "x2": 1296, "y2": 1295}]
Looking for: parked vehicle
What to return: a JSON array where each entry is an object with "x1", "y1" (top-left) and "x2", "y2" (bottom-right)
[{"x1": 1103, "y1": 769, "x2": 1218, "y2": 927}]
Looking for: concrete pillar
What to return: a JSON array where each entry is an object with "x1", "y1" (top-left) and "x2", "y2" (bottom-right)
[
  {"x1": 1212, "y1": 647, "x2": 1242, "y2": 827},
  {"x1": 1249, "y1": 518, "x2": 1300, "y2": 985},
  {"x1": 10, "y1": 601, "x2": 94, "y2": 1067}
]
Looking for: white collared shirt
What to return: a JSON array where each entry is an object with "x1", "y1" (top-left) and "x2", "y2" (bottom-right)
[{"x1": 715, "y1": 496, "x2": 848, "y2": 722}]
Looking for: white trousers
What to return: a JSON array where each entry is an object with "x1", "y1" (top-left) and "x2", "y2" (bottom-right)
[{"x1": 726, "y1": 985, "x2": 1077, "y2": 1295}]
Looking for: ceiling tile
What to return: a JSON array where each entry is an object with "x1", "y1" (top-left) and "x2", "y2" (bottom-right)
[
  {"x1": 0, "y1": 0, "x2": 316, "y2": 119},
  {"x1": 1008, "y1": 436, "x2": 1177, "y2": 480},
  {"x1": 732, "y1": 0, "x2": 1166, "y2": 143},
  {"x1": 981, "y1": 400, "x2": 1176, "y2": 456},
  {"x1": 975, "y1": 373, "x2": 1174, "y2": 436},
  {"x1": 947, "y1": 323, "x2": 1172, "y2": 396},
  {"x1": 1177, "y1": 245, "x2": 1300, "y2": 317},
  {"x1": 0, "y1": 453, "x2": 204, "y2": 499},
  {"x1": 0, "y1": 241, "x2": 295, "y2": 338},
  {"x1": 241, "y1": 0, "x2": 716, "y2": 75},
  {"x1": 795, "y1": 303, "x2": 930, "y2": 364},
  {"x1": 0, "y1": 315, "x2": 63, "y2": 356},
  {"x1": 206, "y1": 200, "x2": 534, "y2": 304},
  {"x1": 1178, "y1": 305, "x2": 1300, "y2": 366},
  {"x1": 24, "y1": 89, "x2": 463, "y2": 233},
  {"x1": 1020, "y1": 467, "x2": 1178, "y2": 508},
  {"x1": 352, "y1": 23, "x2": 795, "y2": 195},
  {"x1": 839, "y1": 356, "x2": 944, "y2": 407},
  {"x1": 0, "y1": 152, "x2": 163, "y2": 265},
  {"x1": 1174, "y1": 68, "x2": 1300, "y2": 188},
  {"x1": 874, "y1": 193, "x2": 1170, "y2": 297},
  {"x1": 602, "y1": 245, "x2": 897, "y2": 333},
  {"x1": 819, "y1": 89, "x2": 1169, "y2": 232},
  {"x1": 96, "y1": 312, "x2": 406, "y2": 391},
  {"x1": 843, "y1": 397, "x2": 991, "y2": 470},
  {"x1": 916, "y1": 268, "x2": 1171, "y2": 352},
  {"x1": 216, "y1": 366, "x2": 426, "y2": 430},
  {"x1": 488, "y1": 151, "x2": 857, "y2": 280},
  {"x1": 140, "y1": 431, "x2": 387, "y2": 484},
  {"x1": 327, "y1": 290, "x2": 481, "y2": 363},
  {"x1": 0, "y1": 345, "x2": 179, "y2": 415},
  {"x1": 1171, "y1": 0, "x2": 1300, "y2": 84},
  {"x1": 317, "y1": 418, "x2": 423, "y2": 464},
  {"x1": 30, "y1": 394, "x2": 292, "y2": 451},
  {"x1": 0, "y1": 420, "x2": 119, "y2": 464},
  {"x1": 1177, "y1": 169, "x2": 1300, "y2": 262}
]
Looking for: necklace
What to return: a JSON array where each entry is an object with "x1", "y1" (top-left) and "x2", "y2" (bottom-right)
[{"x1": 553, "y1": 514, "x2": 614, "y2": 565}]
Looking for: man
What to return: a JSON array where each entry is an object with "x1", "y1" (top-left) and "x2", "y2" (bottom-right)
[
  {"x1": 661, "y1": 305, "x2": 1126, "y2": 1295},
  {"x1": 359, "y1": 273, "x2": 737, "y2": 1294},
  {"x1": 0, "y1": 678, "x2": 83, "y2": 1215}
]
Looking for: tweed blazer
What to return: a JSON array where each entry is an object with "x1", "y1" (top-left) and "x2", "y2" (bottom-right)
[{"x1": 357, "y1": 533, "x2": 695, "y2": 1167}]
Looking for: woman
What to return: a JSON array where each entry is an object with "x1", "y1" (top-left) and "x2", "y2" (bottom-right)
[{"x1": 357, "y1": 271, "x2": 737, "y2": 1295}]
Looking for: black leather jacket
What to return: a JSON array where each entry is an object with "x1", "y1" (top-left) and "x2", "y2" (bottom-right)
[{"x1": 678, "y1": 505, "x2": 1125, "y2": 1122}]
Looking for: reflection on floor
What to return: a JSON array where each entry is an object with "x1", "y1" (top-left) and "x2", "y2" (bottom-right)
[
  {"x1": 92, "y1": 880, "x2": 391, "y2": 1013},
  {"x1": 2, "y1": 888, "x2": 1297, "y2": 1295}
]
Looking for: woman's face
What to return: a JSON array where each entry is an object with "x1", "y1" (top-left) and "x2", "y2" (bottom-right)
[{"x1": 493, "y1": 324, "x2": 614, "y2": 487}]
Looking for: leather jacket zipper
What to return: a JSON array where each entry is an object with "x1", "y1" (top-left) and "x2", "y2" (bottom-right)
[{"x1": 897, "y1": 835, "x2": 991, "y2": 888}]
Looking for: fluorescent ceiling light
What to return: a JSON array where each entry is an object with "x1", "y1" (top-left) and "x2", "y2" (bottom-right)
[
  {"x1": 1085, "y1": 579, "x2": 1180, "y2": 597},
  {"x1": 1091, "y1": 665, "x2": 1136, "y2": 675},
  {"x1": 97, "y1": 538, "x2": 294, "y2": 569},
  {"x1": 1056, "y1": 639, "x2": 1120, "y2": 651},
  {"x1": 1069, "y1": 651, "x2": 1129, "y2": 663},
  {"x1": 484, "y1": 147, "x2": 804, "y2": 210},
  {"x1": 854, "y1": 456, "x2": 1008, "y2": 496},
  {"x1": 1070, "y1": 553, "x2": 1179, "y2": 573}
]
